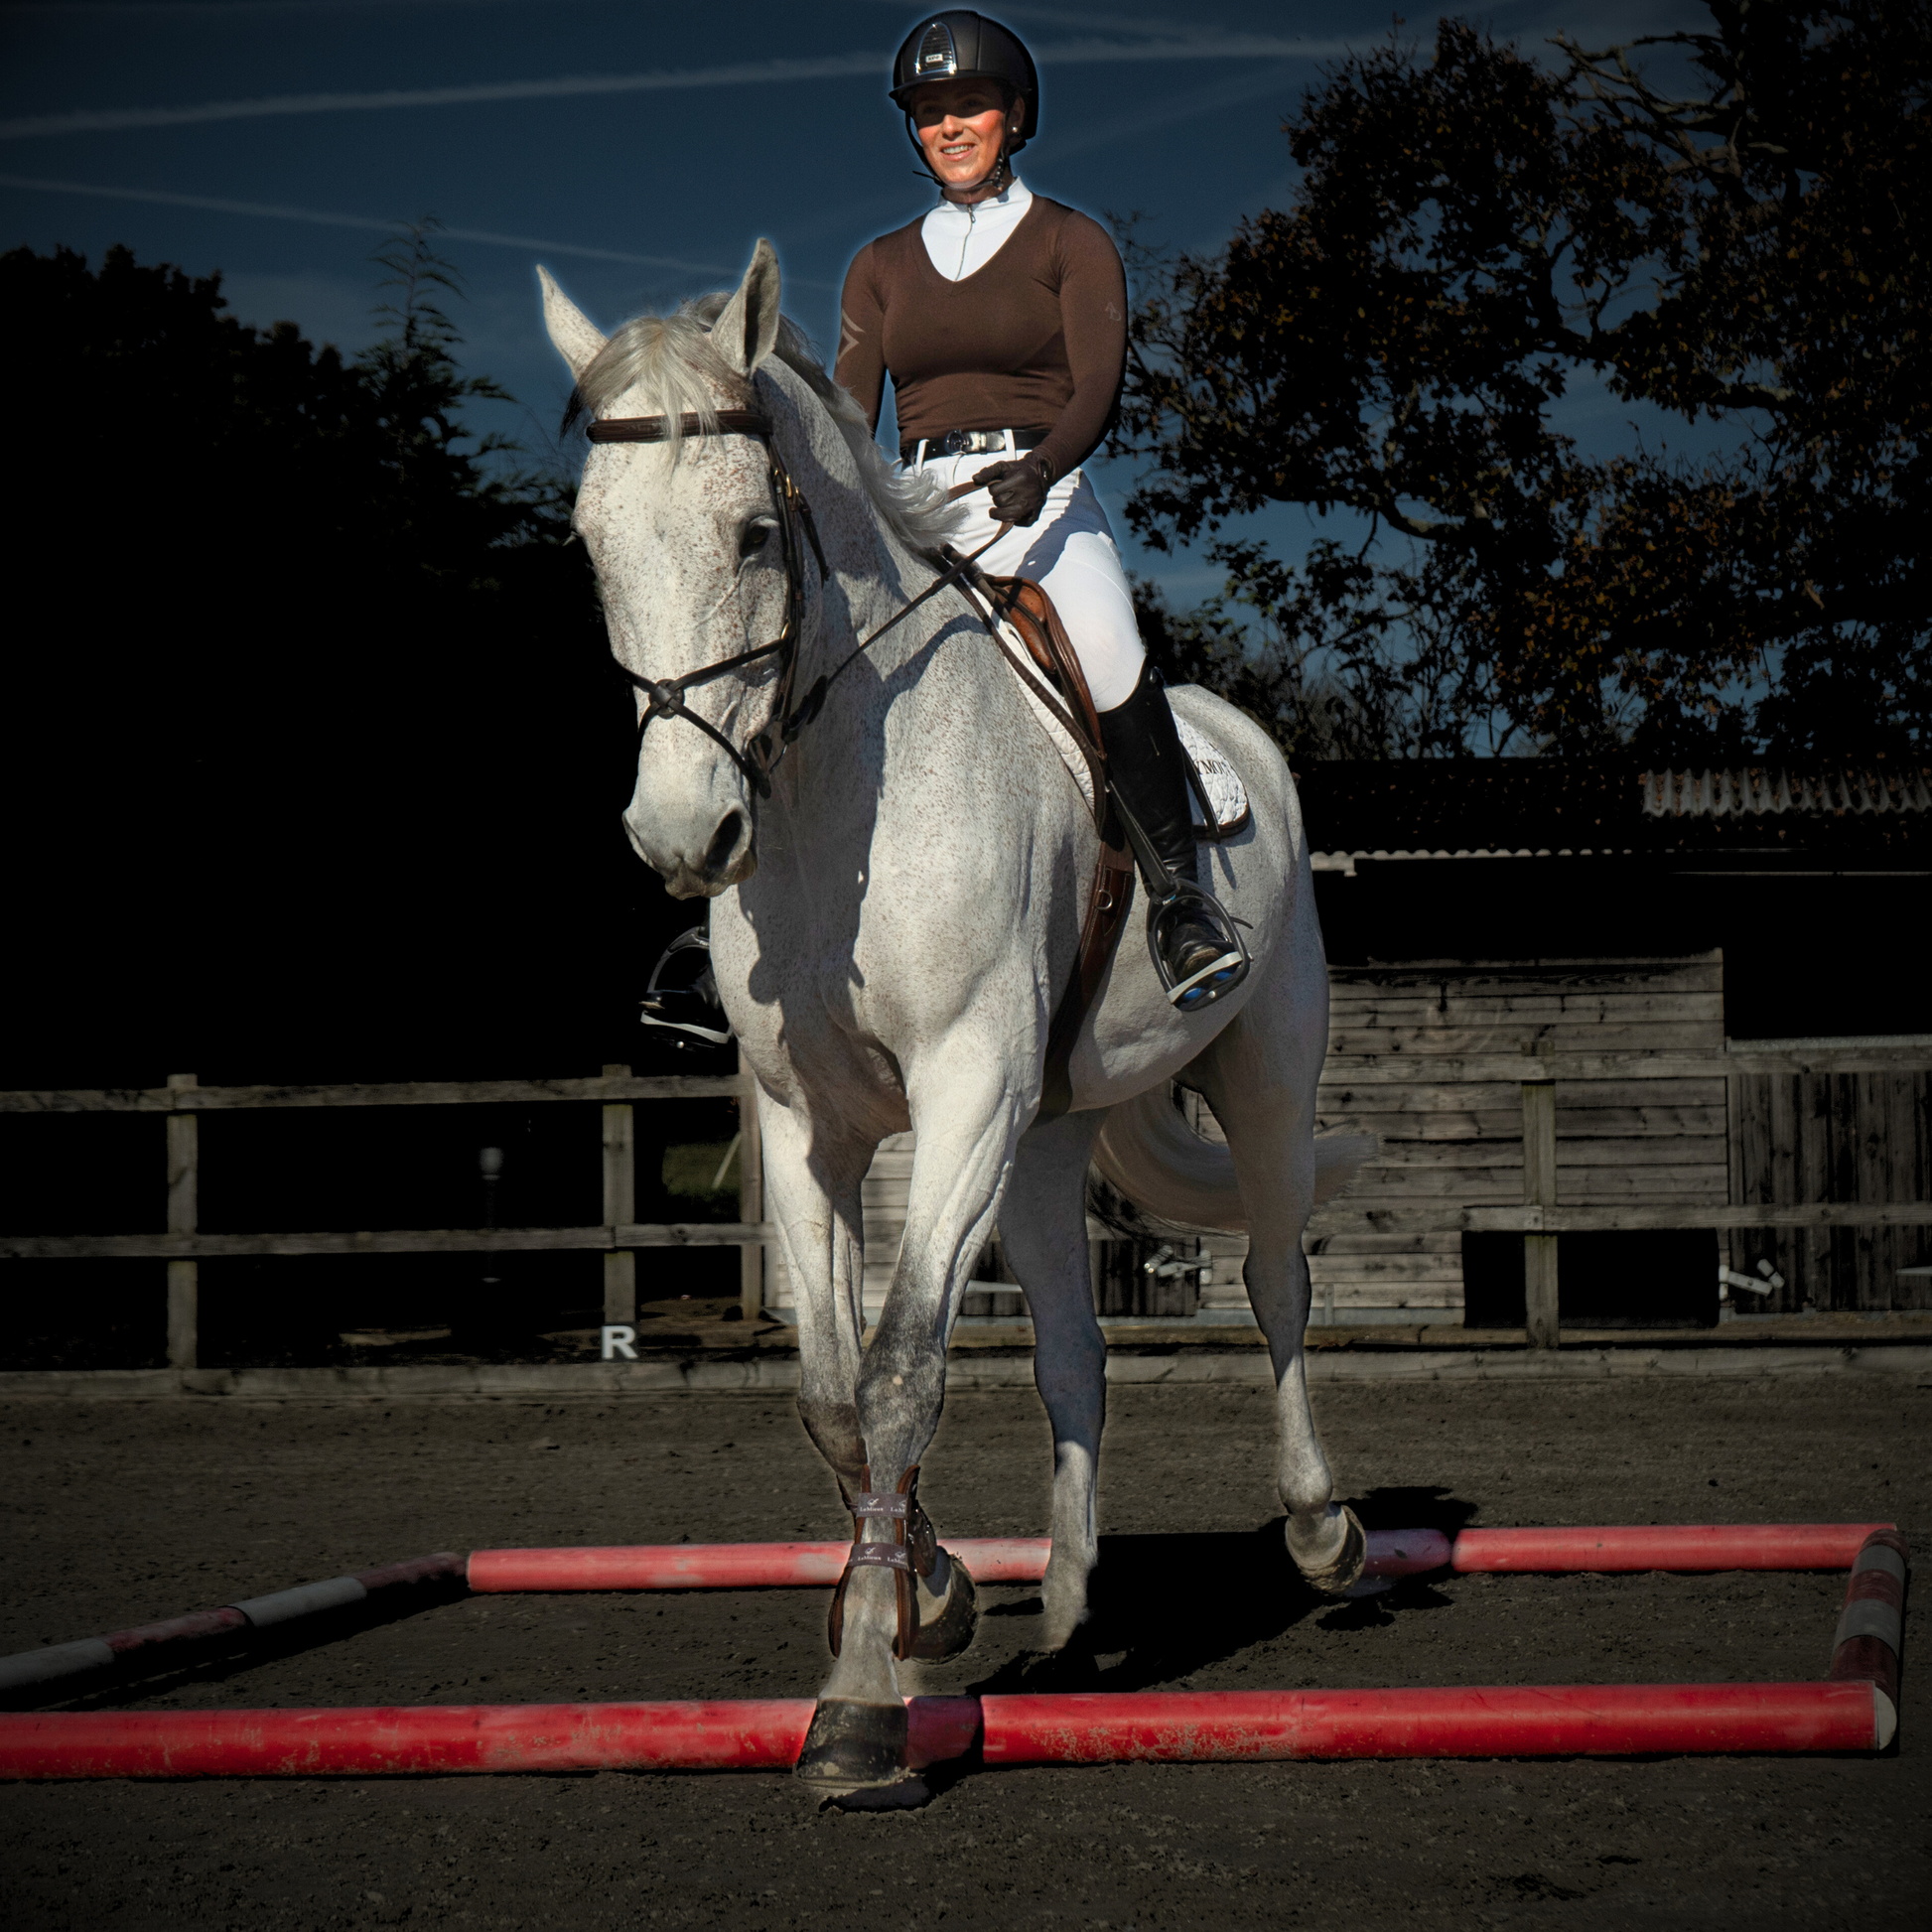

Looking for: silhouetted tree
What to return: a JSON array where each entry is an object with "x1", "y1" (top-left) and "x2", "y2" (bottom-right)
[
  {"x1": 2, "y1": 236, "x2": 641, "y2": 1082},
  {"x1": 1122, "y1": 2, "x2": 1930, "y2": 757}
]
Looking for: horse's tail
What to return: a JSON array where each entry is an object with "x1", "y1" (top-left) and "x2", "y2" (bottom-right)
[{"x1": 1087, "y1": 1087, "x2": 1377, "y2": 1238}]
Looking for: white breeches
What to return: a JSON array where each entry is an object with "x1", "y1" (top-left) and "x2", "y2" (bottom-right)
[{"x1": 911, "y1": 452, "x2": 1147, "y2": 713}]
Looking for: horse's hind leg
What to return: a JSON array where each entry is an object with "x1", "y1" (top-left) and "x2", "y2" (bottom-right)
[
  {"x1": 999, "y1": 1108, "x2": 1108, "y2": 1650},
  {"x1": 1189, "y1": 992, "x2": 1365, "y2": 1594}
]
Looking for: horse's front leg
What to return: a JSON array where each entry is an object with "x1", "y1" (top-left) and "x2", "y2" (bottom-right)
[
  {"x1": 794, "y1": 1048, "x2": 1028, "y2": 1802},
  {"x1": 757, "y1": 1089, "x2": 874, "y2": 1496}
]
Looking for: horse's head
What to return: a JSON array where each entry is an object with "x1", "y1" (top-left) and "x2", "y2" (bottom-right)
[{"x1": 541, "y1": 243, "x2": 798, "y2": 899}]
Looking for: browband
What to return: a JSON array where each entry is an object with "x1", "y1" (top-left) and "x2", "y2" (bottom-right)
[{"x1": 588, "y1": 410, "x2": 772, "y2": 444}]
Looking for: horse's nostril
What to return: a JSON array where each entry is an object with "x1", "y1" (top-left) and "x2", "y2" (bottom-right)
[{"x1": 705, "y1": 810, "x2": 746, "y2": 875}]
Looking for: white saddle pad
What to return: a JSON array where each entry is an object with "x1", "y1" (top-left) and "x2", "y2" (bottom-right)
[
  {"x1": 995, "y1": 636, "x2": 1250, "y2": 839},
  {"x1": 1175, "y1": 713, "x2": 1250, "y2": 838}
]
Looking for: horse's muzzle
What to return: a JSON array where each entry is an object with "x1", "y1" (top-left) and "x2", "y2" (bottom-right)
[{"x1": 627, "y1": 804, "x2": 758, "y2": 899}]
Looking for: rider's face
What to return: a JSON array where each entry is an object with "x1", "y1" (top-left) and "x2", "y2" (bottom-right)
[{"x1": 910, "y1": 79, "x2": 1019, "y2": 193}]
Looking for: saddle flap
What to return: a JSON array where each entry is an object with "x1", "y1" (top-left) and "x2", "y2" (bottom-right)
[
  {"x1": 982, "y1": 573, "x2": 1104, "y2": 751},
  {"x1": 983, "y1": 573, "x2": 1248, "y2": 841}
]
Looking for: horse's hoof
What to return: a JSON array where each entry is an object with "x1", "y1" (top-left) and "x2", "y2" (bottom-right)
[
  {"x1": 822, "y1": 1775, "x2": 930, "y2": 1812},
  {"x1": 1038, "y1": 1552, "x2": 1092, "y2": 1652},
  {"x1": 1036, "y1": 1604, "x2": 1086, "y2": 1654},
  {"x1": 793, "y1": 1698, "x2": 910, "y2": 1798},
  {"x1": 901, "y1": 1554, "x2": 978, "y2": 1662},
  {"x1": 1294, "y1": 1504, "x2": 1367, "y2": 1595}
]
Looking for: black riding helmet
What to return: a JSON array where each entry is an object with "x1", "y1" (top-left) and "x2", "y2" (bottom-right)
[{"x1": 891, "y1": 11, "x2": 1039, "y2": 183}]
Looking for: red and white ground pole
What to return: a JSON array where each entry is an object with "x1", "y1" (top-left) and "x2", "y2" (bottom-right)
[{"x1": 0, "y1": 1526, "x2": 1903, "y2": 1778}]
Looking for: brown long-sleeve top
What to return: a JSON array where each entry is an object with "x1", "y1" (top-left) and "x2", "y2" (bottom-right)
[{"x1": 835, "y1": 196, "x2": 1128, "y2": 483}]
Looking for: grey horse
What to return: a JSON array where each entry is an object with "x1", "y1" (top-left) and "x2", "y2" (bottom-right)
[{"x1": 541, "y1": 241, "x2": 1371, "y2": 1801}]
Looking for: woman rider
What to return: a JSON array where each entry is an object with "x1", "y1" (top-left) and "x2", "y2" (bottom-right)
[{"x1": 835, "y1": 10, "x2": 1248, "y2": 1012}]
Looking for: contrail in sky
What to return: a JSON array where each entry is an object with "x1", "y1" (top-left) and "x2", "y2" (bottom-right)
[
  {"x1": 0, "y1": 38, "x2": 1354, "y2": 141},
  {"x1": 0, "y1": 174, "x2": 722, "y2": 271}
]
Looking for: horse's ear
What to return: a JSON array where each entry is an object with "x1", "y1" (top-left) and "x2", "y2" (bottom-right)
[
  {"x1": 538, "y1": 266, "x2": 607, "y2": 381},
  {"x1": 711, "y1": 239, "x2": 783, "y2": 377}
]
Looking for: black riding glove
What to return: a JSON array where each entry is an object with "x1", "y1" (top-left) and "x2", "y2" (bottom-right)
[{"x1": 972, "y1": 455, "x2": 1053, "y2": 528}]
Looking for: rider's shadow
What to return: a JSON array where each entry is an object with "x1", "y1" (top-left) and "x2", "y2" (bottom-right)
[{"x1": 965, "y1": 1486, "x2": 1477, "y2": 1694}]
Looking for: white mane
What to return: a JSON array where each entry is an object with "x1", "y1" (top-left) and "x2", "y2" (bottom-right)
[{"x1": 571, "y1": 295, "x2": 960, "y2": 554}]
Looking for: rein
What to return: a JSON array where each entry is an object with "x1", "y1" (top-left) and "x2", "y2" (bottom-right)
[{"x1": 586, "y1": 408, "x2": 1005, "y2": 797}]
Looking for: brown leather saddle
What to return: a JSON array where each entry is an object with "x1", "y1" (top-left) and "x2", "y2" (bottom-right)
[{"x1": 953, "y1": 568, "x2": 1137, "y2": 1122}]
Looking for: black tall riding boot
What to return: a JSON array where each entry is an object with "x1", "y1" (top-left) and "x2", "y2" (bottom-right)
[{"x1": 1098, "y1": 661, "x2": 1248, "y2": 1010}]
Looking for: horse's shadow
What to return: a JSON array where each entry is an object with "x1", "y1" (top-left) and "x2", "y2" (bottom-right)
[{"x1": 963, "y1": 1485, "x2": 1479, "y2": 1694}]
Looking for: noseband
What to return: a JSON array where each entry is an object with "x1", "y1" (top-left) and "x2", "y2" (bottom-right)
[{"x1": 587, "y1": 409, "x2": 827, "y2": 799}]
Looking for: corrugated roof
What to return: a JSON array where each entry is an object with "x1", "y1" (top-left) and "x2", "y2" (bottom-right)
[
  {"x1": 1639, "y1": 768, "x2": 1932, "y2": 818},
  {"x1": 1293, "y1": 760, "x2": 1928, "y2": 859}
]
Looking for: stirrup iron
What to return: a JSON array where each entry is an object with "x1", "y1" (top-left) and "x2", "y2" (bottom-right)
[
  {"x1": 638, "y1": 927, "x2": 733, "y2": 1048},
  {"x1": 1108, "y1": 788, "x2": 1250, "y2": 1013},
  {"x1": 1148, "y1": 880, "x2": 1250, "y2": 1011}
]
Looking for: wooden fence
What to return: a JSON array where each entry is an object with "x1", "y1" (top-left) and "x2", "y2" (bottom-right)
[
  {"x1": 1295, "y1": 955, "x2": 1732, "y2": 1322},
  {"x1": 4, "y1": 1034, "x2": 1928, "y2": 1360},
  {"x1": 1305, "y1": 1037, "x2": 1931, "y2": 1344},
  {"x1": 1179, "y1": 957, "x2": 1931, "y2": 1328},
  {"x1": 1728, "y1": 1059, "x2": 1932, "y2": 1311},
  {"x1": 0, "y1": 1060, "x2": 768, "y2": 1370}
]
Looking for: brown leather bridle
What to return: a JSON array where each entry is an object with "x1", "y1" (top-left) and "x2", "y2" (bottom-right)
[
  {"x1": 587, "y1": 409, "x2": 825, "y2": 799},
  {"x1": 585, "y1": 407, "x2": 1011, "y2": 799}
]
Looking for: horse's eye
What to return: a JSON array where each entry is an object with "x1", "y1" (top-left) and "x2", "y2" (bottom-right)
[{"x1": 740, "y1": 521, "x2": 772, "y2": 557}]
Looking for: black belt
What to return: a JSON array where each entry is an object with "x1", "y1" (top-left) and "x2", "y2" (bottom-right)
[{"x1": 901, "y1": 426, "x2": 1051, "y2": 465}]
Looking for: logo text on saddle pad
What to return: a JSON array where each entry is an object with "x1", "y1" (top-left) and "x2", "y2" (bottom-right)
[
  {"x1": 991, "y1": 639, "x2": 1250, "y2": 841},
  {"x1": 1175, "y1": 716, "x2": 1250, "y2": 841}
]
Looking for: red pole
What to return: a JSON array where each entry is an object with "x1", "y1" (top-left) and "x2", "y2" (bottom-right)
[
  {"x1": 466, "y1": 1539, "x2": 1052, "y2": 1591},
  {"x1": 2, "y1": 1682, "x2": 1883, "y2": 1779},
  {"x1": 0, "y1": 1701, "x2": 811, "y2": 1778},
  {"x1": 468, "y1": 1525, "x2": 1887, "y2": 1591},
  {"x1": 0, "y1": 1697, "x2": 981, "y2": 1780},
  {"x1": 1365, "y1": 1529, "x2": 1450, "y2": 1576},
  {"x1": 1448, "y1": 1524, "x2": 1893, "y2": 1574},
  {"x1": 980, "y1": 1682, "x2": 1885, "y2": 1764},
  {"x1": 465, "y1": 1531, "x2": 1451, "y2": 1593}
]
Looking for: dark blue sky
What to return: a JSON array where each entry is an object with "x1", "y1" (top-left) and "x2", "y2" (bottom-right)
[{"x1": 5, "y1": 0, "x2": 1709, "y2": 601}]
